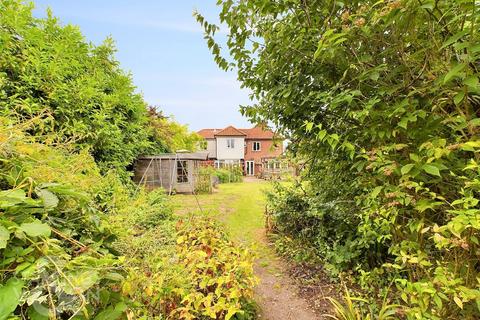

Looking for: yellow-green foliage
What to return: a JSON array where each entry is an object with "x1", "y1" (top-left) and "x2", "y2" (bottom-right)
[
  {"x1": 0, "y1": 118, "x2": 129, "y2": 319},
  {"x1": 174, "y1": 217, "x2": 257, "y2": 319},
  {"x1": 0, "y1": 118, "x2": 257, "y2": 319},
  {"x1": 118, "y1": 214, "x2": 257, "y2": 320}
]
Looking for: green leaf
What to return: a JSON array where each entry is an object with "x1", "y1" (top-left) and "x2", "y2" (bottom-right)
[
  {"x1": 454, "y1": 91, "x2": 465, "y2": 105},
  {"x1": 441, "y1": 30, "x2": 469, "y2": 49},
  {"x1": 422, "y1": 164, "x2": 441, "y2": 177},
  {"x1": 36, "y1": 188, "x2": 59, "y2": 210},
  {"x1": 454, "y1": 296, "x2": 463, "y2": 309},
  {"x1": 398, "y1": 117, "x2": 408, "y2": 129},
  {"x1": 433, "y1": 295, "x2": 443, "y2": 309},
  {"x1": 461, "y1": 140, "x2": 480, "y2": 151},
  {"x1": 420, "y1": 0, "x2": 435, "y2": 10},
  {"x1": 464, "y1": 76, "x2": 479, "y2": 88},
  {"x1": 225, "y1": 306, "x2": 241, "y2": 320},
  {"x1": 401, "y1": 164, "x2": 415, "y2": 175},
  {"x1": 371, "y1": 186, "x2": 383, "y2": 199},
  {"x1": 63, "y1": 271, "x2": 99, "y2": 295},
  {"x1": 305, "y1": 121, "x2": 314, "y2": 132},
  {"x1": 317, "y1": 129, "x2": 327, "y2": 141},
  {"x1": 0, "y1": 226, "x2": 9, "y2": 249},
  {"x1": 0, "y1": 189, "x2": 28, "y2": 208},
  {"x1": 468, "y1": 118, "x2": 480, "y2": 127},
  {"x1": 415, "y1": 199, "x2": 443, "y2": 212},
  {"x1": 19, "y1": 220, "x2": 51, "y2": 238},
  {"x1": 27, "y1": 304, "x2": 49, "y2": 320},
  {"x1": 94, "y1": 302, "x2": 127, "y2": 320},
  {"x1": 0, "y1": 278, "x2": 24, "y2": 320},
  {"x1": 444, "y1": 63, "x2": 466, "y2": 84}
]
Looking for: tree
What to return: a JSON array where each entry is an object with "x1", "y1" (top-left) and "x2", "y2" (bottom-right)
[
  {"x1": 0, "y1": 0, "x2": 150, "y2": 172},
  {"x1": 145, "y1": 106, "x2": 204, "y2": 153},
  {"x1": 198, "y1": 0, "x2": 480, "y2": 318}
]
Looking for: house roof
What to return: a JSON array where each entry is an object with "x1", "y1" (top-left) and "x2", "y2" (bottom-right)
[
  {"x1": 197, "y1": 125, "x2": 278, "y2": 140},
  {"x1": 197, "y1": 128, "x2": 218, "y2": 139},
  {"x1": 240, "y1": 127, "x2": 275, "y2": 139},
  {"x1": 214, "y1": 125, "x2": 247, "y2": 136}
]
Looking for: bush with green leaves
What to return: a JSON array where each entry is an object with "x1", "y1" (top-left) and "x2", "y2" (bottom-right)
[
  {"x1": 266, "y1": 181, "x2": 364, "y2": 276},
  {"x1": 0, "y1": 118, "x2": 130, "y2": 319},
  {"x1": 0, "y1": 1, "x2": 201, "y2": 175},
  {"x1": 110, "y1": 195, "x2": 258, "y2": 320},
  {"x1": 0, "y1": 0, "x2": 152, "y2": 173},
  {"x1": 215, "y1": 167, "x2": 243, "y2": 184},
  {"x1": 199, "y1": 0, "x2": 480, "y2": 318}
]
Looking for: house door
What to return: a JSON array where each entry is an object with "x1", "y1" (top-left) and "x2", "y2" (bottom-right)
[{"x1": 246, "y1": 161, "x2": 255, "y2": 176}]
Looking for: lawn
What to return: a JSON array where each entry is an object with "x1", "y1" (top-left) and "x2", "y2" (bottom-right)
[{"x1": 171, "y1": 180, "x2": 277, "y2": 261}]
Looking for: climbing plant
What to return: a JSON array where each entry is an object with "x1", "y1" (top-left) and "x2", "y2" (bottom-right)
[{"x1": 198, "y1": 0, "x2": 480, "y2": 318}]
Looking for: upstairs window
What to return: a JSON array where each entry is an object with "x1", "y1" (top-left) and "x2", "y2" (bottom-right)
[
  {"x1": 177, "y1": 160, "x2": 188, "y2": 183},
  {"x1": 253, "y1": 141, "x2": 261, "y2": 151},
  {"x1": 227, "y1": 138, "x2": 235, "y2": 148}
]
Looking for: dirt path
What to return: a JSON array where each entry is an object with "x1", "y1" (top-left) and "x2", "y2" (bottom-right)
[
  {"x1": 172, "y1": 180, "x2": 324, "y2": 320},
  {"x1": 253, "y1": 234, "x2": 320, "y2": 320}
]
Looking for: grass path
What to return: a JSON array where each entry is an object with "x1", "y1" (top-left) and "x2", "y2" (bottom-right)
[{"x1": 171, "y1": 179, "x2": 321, "y2": 320}]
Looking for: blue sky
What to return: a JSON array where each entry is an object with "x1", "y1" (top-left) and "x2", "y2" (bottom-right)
[{"x1": 33, "y1": 0, "x2": 252, "y2": 131}]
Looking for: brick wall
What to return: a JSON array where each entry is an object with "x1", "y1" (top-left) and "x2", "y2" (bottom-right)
[{"x1": 244, "y1": 139, "x2": 283, "y2": 163}]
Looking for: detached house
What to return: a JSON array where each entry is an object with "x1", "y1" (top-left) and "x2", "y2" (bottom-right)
[{"x1": 197, "y1": 125, "x2": 283, "y2": 176}]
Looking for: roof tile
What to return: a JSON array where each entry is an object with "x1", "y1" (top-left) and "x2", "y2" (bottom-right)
[{"x1": 197, "y1": 125, "x2": 278, "y2": 140}]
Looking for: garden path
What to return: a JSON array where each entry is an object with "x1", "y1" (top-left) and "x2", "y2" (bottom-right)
[{"x1": 172, "y1": 180, "x2": 325, "y2": 319}]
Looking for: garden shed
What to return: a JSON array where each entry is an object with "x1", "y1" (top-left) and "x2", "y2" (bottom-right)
[{"x1": 133, "y1": 152, "x2": 209, "y2": 194}]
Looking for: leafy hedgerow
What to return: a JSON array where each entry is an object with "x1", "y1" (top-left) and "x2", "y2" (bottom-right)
[
  {"x1": 199, "y1": 0, "x2": 480, "y2": 318},
  {"x1": 0, "y1": 118, "x2": 129, "y2": 319}
]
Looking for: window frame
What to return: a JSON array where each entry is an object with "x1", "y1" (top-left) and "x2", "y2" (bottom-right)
[
  {"x1": 227, "y1": 138, "x2": 235, "y2": 149},
  {"x1": 252, "y1": 141, "x2": 261, "y2": 151},
  {"x1": 176, "y1": 160, "x2": 189, "y2": 183}
]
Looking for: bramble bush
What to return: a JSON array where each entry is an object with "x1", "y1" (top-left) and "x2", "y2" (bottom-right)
[{"x1": 200, "y1": 0, "x2": 480, "y2": 318}]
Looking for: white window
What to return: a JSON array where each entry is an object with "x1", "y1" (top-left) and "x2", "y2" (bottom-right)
[
  {"x1": 253, "y1": 141, "x2": 261, "y2": 151},
  {"x1": 227, "y1": 138, "x2": 235, "y2": 148}
]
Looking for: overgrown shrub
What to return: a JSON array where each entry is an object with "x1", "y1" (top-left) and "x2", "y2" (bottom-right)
[
  {"x1": 0, "y1": 0, "x2": 151, "y2": 174},
  {"x1": 0, "y1": 118, "x2": 129, "y2": 319},
  {"x1": 266, "y1": 182, "x2": 363, "y2": 275},
  {"x1": 214, "y1": 168, "x2": 243, "y2": 184},
  {"x1": 0, "y1": 1, "x2": 201, "y2": 176},
  {"x1": 200, "y1": 0, "x2": 480, "y2": 318},
  {"x1": 117, "y1": 215, "x2": 257, "y2": 320}
]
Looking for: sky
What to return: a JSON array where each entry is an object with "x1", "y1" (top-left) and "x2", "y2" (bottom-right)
[{"x1": 33, "y1": 0, "x2": 253, "y2": 131}]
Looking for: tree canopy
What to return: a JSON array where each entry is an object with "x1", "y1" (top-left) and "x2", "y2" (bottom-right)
[
  {"x1": 199, "y1": 0, "x2": 480, "y2": 318},
  {"x1": 0, "y1": 0, "x2": 201, "y2": 173}
]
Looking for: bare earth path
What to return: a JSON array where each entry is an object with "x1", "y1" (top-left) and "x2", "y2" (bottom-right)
[{"x1": 172, "y1": 179, "x2": 323, "y2": 320}]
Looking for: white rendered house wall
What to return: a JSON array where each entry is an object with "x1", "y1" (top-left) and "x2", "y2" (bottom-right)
[{"x1": 216, "y1": 136, "x2": 245, "y2": 160}]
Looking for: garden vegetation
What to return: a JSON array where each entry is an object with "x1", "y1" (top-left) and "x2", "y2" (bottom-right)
[
  {"x1": 0, "y1": 1, "x2": 256, "y2": 319},
  {"x1": 198, "y1": 0, "x2": 480, "y2": 319}
]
